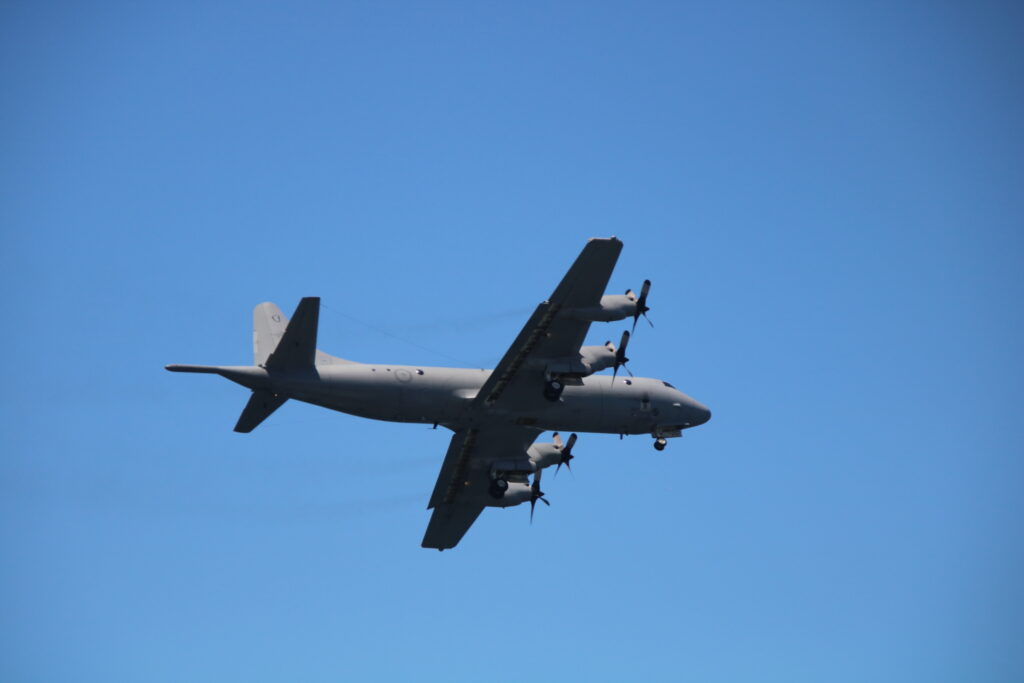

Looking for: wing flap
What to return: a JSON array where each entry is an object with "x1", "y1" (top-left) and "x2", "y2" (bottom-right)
[
  {"x1": 427, "y1": 429, "x2": 479, "y2": 509},
  {"x1": 474, "y1": 303, "x2": 558, "y2": 408}
]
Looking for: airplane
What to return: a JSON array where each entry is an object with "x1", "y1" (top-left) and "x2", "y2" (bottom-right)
[{"x1": 166, "y1": 237, "x2": 711, "y2": 550}]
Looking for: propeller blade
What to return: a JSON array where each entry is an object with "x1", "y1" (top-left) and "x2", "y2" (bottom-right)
[
  {"x1": 530, "y1": 469, "x2": 548, "y2": 523},
  {"x1": 556, "y1": 432, "x2": 577, "y2": 476},
  {"x1": 612, "y1": 330, "x2": 630, "y2": 383},
  {"x1": 618, "y1": 329, "x2": 631, "y2": 358},
  {"x1": 529, "y1": 496, "x2": 551, "y2": 523},
  {"x1": 632, "y1": 279, "x2": 652, "y2": 332}
]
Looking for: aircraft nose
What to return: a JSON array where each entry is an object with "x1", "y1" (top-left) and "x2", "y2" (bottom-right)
[{"x1": 680, "y1": 395, "x2": 711, "y2": 426}]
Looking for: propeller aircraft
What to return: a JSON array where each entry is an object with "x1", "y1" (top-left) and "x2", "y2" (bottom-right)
[{"x1": 166, "y1": 237, "x2": 711, "y2": 550}]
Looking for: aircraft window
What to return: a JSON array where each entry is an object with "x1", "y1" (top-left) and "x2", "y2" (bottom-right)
[
  {"x1": 622, "y1": 379, "x2": 632, "y2": 385},
  {"x1": 662, "y1": 382, "x2": 675, "y2": 388},
  {"x1": 416, "y1": 369, "x2": 424, "y2": 375}
]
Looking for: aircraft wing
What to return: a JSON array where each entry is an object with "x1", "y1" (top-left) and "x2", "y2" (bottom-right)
[
  {"x1": 422, "y1": 238, "x2": 623, "y2": 549},
  {"x1": 473, "y1": 237, "x2": 623, "y2": 409},
  {"x1": 422, "y1": 425, "x2": 541, "y2": 550}
]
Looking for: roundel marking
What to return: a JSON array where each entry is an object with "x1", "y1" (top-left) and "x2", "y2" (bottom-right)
[{"x1": 395, "y1": 369, "x2": 413, "y2": 383}]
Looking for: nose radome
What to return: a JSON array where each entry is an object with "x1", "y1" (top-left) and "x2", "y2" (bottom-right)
[{"x1": 682, "y1": 395, "x2": 711, "y2": 426}]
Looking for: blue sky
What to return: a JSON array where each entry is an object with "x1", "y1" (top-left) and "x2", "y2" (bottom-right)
[{"x1": 2, "y1": 2, "x2": 1022, "y2": 681}]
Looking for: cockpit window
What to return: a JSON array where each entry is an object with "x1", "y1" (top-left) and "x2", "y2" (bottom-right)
[{"x1": 662, "y1": 381, "x2": 675, "y2": 388}]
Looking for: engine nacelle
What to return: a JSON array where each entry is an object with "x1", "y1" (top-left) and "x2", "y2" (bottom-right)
[
  {"x1": 579, "y1": 344, "x2": 616, "y2": 374},
  {"x1": 527, "y1": 441, "x2": 562, "y2": 470},
  {"x1": 564, "y1": 294, "x2": 638, "y2": 323},
  {"x1": 485, "y1": 482, "x2": 533, "y2": 508},
  {"x1": 543, "y1": 344, "x2": 615, "y2": 380},
  {"x1": 491, "y1": 457, "x2": 535, "y2": 479}
]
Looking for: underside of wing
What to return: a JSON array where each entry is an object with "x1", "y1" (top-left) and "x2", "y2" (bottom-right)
[
  {"x1": 421, "y1": 238, "x2": 626, "y2": 550},
  {"x1": 422, "y1": 426, "x2": 540, "y2": 550},
  {"x1": 422, "y1": 500, "x2": 486, "y2": 551},
  {"x1": 474, "y1": 237, "x2": 624, "y2": 409}
]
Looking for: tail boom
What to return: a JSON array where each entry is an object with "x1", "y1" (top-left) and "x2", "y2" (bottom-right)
[{"x1": 167, "y1": 297, "x2": 354, "y2": 433}]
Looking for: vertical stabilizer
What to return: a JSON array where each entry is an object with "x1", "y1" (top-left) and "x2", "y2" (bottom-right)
[
  {"x1": 253, "y1": 298, "x2": 354, "y2": 368},
  {"x1": 265, "y1": 297, "x2": 320, "y2": 369}
]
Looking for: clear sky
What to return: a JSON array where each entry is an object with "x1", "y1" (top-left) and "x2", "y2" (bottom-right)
[{"x1": 2, "y1": 2, "x2": 1022, "y2": 681}]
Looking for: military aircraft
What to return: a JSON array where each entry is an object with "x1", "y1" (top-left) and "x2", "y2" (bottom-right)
[{"x1": 167, "y1": 237, "x2": 711, "y2": 549}]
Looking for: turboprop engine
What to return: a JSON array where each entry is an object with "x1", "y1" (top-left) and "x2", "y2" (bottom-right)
[
  {"x1": 485, "y1": 472, "x2": 550, "y2": 522},
  {"x1": 486, "y1": 433, "x2": 576, "y2": 514},
  {"x1": 579, "y1": 343, "x2": 617, "y2": 374},
  {"x1": 485, "y1": 482, "x2": 533, "y2": 508},
  {"x1": 564, "y1": 280, "x2": 653, "y2": 331},
  {"x1": 527, "y1": 432, "x2": 577, "y2": 474},
  {"x1": 543, "y1": 343, "x2": 616, "y2": 382}
]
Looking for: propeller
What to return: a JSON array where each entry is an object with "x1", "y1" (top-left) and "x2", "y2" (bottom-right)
[
  {"x1": 611, "y1": 330, "x2": 633, "y2": 382},
  {"x1": 553, "y1": 431, "x2": 577, "y2": 476},
  {"x1": 626, "y1": 279, "x2": 653, "y2": 332},
  {"x1": 530, "y1": 469, "x2": 550, "y2": 523}
]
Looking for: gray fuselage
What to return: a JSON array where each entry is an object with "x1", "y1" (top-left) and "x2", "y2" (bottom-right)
[{"x1": 215, "y1": 362, "x2": 710, "y2": 436}]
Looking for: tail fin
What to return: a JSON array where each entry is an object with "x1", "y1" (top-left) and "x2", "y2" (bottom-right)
[
  {"x1": 253, "y1": 298, "x2": 353, "y2": 368},
  {"x1": 171, "y1": 298, "x2": 354, "y2": 435},
  {"x1": 265, "y1": 297, "x2": 320, "y2": 369}
]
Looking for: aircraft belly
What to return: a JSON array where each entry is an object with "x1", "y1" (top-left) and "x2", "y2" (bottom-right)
[
  {"x1": 400, "y1": 384, "x2": 468, "y2": 425},
  {"x1": 282, "y1": 371, "x2": 401, "y2": 422},
  {"x1": 293, "y1": 366, "x2": 481, "y2": 426},
  {"x1": 525, "y1": 382, "x2": 607, "y2": 434},
  {"x1": 540, "y1": 380, "x2": 655, "y2": 435},
  {"x1": 604, "y1": 392, "x2": 658, "y2": 434}
]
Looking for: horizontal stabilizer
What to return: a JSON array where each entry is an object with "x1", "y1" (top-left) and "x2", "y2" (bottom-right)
[
  {"x1": 253, "y1": 302, "x2": 288, "y2": 367},
  {"x1": 234, "y1": 389, "x2": 287, "y2": 433}
]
